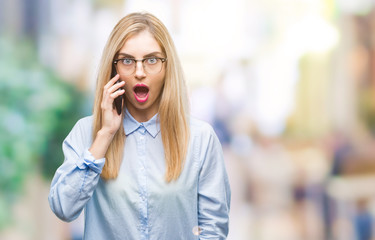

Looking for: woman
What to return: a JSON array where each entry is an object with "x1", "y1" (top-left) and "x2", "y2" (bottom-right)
[{"x1": 49, "y1": 12, "x2": 231, "y2": 240}]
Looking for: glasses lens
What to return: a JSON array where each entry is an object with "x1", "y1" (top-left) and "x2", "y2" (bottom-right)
[
  {"x1": 116, "y1": 59, "x2": 135, "y2": 76},
  {"x1": 144, "y1": 58, "x2": 163, "y2": 74}
]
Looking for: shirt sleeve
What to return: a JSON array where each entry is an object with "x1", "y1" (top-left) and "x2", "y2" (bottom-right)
[
  {"x1": 198, "y1": 125, "x2": 231, "y2": 239},
  {"x1": 48, "y1": 118, "x2": 105, "y2": 222}
]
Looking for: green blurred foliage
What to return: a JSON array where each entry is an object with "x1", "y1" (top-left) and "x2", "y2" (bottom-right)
[{"x1": 0, "y1": 36, "x2": 86, "y2": 229}]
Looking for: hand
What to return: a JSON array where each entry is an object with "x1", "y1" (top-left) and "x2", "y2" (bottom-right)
[{"x1": 100, "y1": 74, "x2": 125, "y2": 136}]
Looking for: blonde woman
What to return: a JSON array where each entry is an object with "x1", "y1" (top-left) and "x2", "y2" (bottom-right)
[{"x1": 49, "y1": 12, "x2": 230, "y2": 240}]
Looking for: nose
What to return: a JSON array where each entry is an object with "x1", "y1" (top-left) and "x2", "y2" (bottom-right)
[{"x1": 134, "y1": 61, "x2": 146, "y2": 78}]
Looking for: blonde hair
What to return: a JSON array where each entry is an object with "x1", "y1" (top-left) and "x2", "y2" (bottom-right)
[{"x1": 93, "y1": 12, "x2": 190, "y2": 182}]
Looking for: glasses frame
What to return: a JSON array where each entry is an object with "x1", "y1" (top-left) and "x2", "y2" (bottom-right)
[{"x1": 113, "y1": 57, "x2": 167, "y2": 75}]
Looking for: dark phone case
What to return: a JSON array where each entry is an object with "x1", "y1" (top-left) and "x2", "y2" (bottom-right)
[{"x1": 112, "y1": 67, "x2": 124, "y2": 115}]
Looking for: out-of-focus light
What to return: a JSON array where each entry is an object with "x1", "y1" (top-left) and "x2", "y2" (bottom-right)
[
  {"x1": 285, "y1": 14, "x2": 340, "y2": 54},
  {"x1": 336, "y1": 0, "x2": 375, "y2": 15},
  {"x1": 252, "y1": 55, "x2": 299, "y2": 137}
]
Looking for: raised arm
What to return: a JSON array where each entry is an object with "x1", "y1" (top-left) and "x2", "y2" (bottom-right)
[
  {"x1": 48, "y1": 74, "x2": 125, "y2": 221},
  {"x1": 48, "y1": 118, "x2": 106, "y2": 221}
]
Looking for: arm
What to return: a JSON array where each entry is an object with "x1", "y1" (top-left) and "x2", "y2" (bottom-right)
[
  {"x1": 48, "y1": 75, "x2": 125, "y2": 221},
  {"x1": 198, "y1": 126, "x2": 231, "y2": 239},
  {"x1": 48, "y1": 119, "x2": 106, "y2": 222}
]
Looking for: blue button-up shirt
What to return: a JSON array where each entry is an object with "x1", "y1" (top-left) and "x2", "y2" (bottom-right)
[{"x1": 48, "y1": 110, "x2": 231, "y2": 240}]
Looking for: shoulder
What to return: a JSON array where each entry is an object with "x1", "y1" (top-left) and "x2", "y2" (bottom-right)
[
  {"x1": 76, "y1": 115, "x2": 94, "y2": 128},
  {"x1": 189, "y1": 116, "x2": 220, "y2": 146},
  {"x1": 72, "y1": 115, "x2": 94, "y2": 133},
  {"x1": 190, "y1": 117, "x2": 215, "y2": 136},
  {"x1": 66, "y1": 115, "x2": 94, "y2": 143}
]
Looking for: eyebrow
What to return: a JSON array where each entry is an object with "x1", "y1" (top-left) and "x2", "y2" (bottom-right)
[{"x1": 117, "y1": 51, "x2": 163, "y2": 58}]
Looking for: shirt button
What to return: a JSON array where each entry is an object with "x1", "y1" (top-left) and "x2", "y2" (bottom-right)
[{"x1": 140, "y1": 136, "x2": 144, "y2": 140}]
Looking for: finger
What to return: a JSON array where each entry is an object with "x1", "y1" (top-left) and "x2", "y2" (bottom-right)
[
  {"x1": 108, "y1": 81, "x2": 125, "y2": 94},
  {"x1": 102, "y1": 88, "x2": 124, "y2": 110},
  {"x1": 103, "y1": 74, "x2": 120, "y2": 90},
  {"x1": 103, "y1": 81, "x2": 125, "y2": 103},
  {"x1": 110, "y1": 89, "x2": 125, "y2": 99}
]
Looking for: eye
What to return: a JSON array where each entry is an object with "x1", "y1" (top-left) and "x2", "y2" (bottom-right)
[
  {"x1": 121, "y1": 58, "x2": 134, "y2": 65},
  {"x1": 146, "y1": 57, "x2": 158, "y2": 64}
]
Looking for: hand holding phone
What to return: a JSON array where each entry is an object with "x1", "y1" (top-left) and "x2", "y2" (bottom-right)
[
  {"x1": 111, "y1": 67, "x2": 124, "y2": 115},
  {"x1": 113, "y1": 80, "x2": 124, "y2": 115}
]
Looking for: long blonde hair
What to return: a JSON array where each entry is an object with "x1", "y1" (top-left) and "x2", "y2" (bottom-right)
[{"x1": 93, "y1": 12, "x2": 190, "y2": 182}]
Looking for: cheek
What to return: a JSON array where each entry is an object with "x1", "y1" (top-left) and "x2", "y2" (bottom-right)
[
  {"x1": 155, "y1": 73, "x2": 165, "y2": 91},
  {"x1": 122, "y1": 77, "x2": 132, "y2": 91},
  {"x1": 123, "y1": 84, "x2": 133, "y2": 99},
  {"x1": 124, "y1": 83, "x2": 132, "y2": 92},
  {"x1": 153, "y1": 78, "x2": 165, "y2": 95}
]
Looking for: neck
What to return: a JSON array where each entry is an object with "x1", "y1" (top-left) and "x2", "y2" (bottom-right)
[{"x1": 125, "y1": 104, "x2": 158, "y2": 123}]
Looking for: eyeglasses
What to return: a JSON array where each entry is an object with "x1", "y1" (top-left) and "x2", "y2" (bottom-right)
[{"x1": 113, "y1": 57, "x2": 167, "y2": 76}]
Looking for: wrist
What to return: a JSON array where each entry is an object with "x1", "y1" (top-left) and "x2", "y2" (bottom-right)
[
  {"x1": 89, "y1": 129, "x2": 115, "y2": 159},
  {"x1": 98, "y1": 128, "x2": 116, "y2": 138}
]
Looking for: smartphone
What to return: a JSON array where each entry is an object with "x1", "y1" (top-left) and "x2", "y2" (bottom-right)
[{"x1": 111, "y1": 66, "x2": 124, "y2": 115}]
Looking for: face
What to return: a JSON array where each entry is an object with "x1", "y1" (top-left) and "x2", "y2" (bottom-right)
[{"x1": 117, "y1": 30, "x2": 166, "y2": 122}]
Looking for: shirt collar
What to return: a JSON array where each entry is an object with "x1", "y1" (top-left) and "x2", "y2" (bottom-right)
[{"x1": 123, "y1": 109, "x2": 160, "y2": 138}]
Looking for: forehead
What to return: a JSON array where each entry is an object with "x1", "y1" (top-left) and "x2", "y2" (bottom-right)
[{"x1": 119, "y1": 30, "x2": 162, "y2": 56}]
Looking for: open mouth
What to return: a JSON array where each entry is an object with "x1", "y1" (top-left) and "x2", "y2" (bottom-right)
[{"x1": 133, "y1": 84, "x2": 149, "y2": 103}]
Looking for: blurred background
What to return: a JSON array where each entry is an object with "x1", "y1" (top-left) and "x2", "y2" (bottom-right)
[{"x1": 1, "y1": 0, "x2": 375, "y2": 239}]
